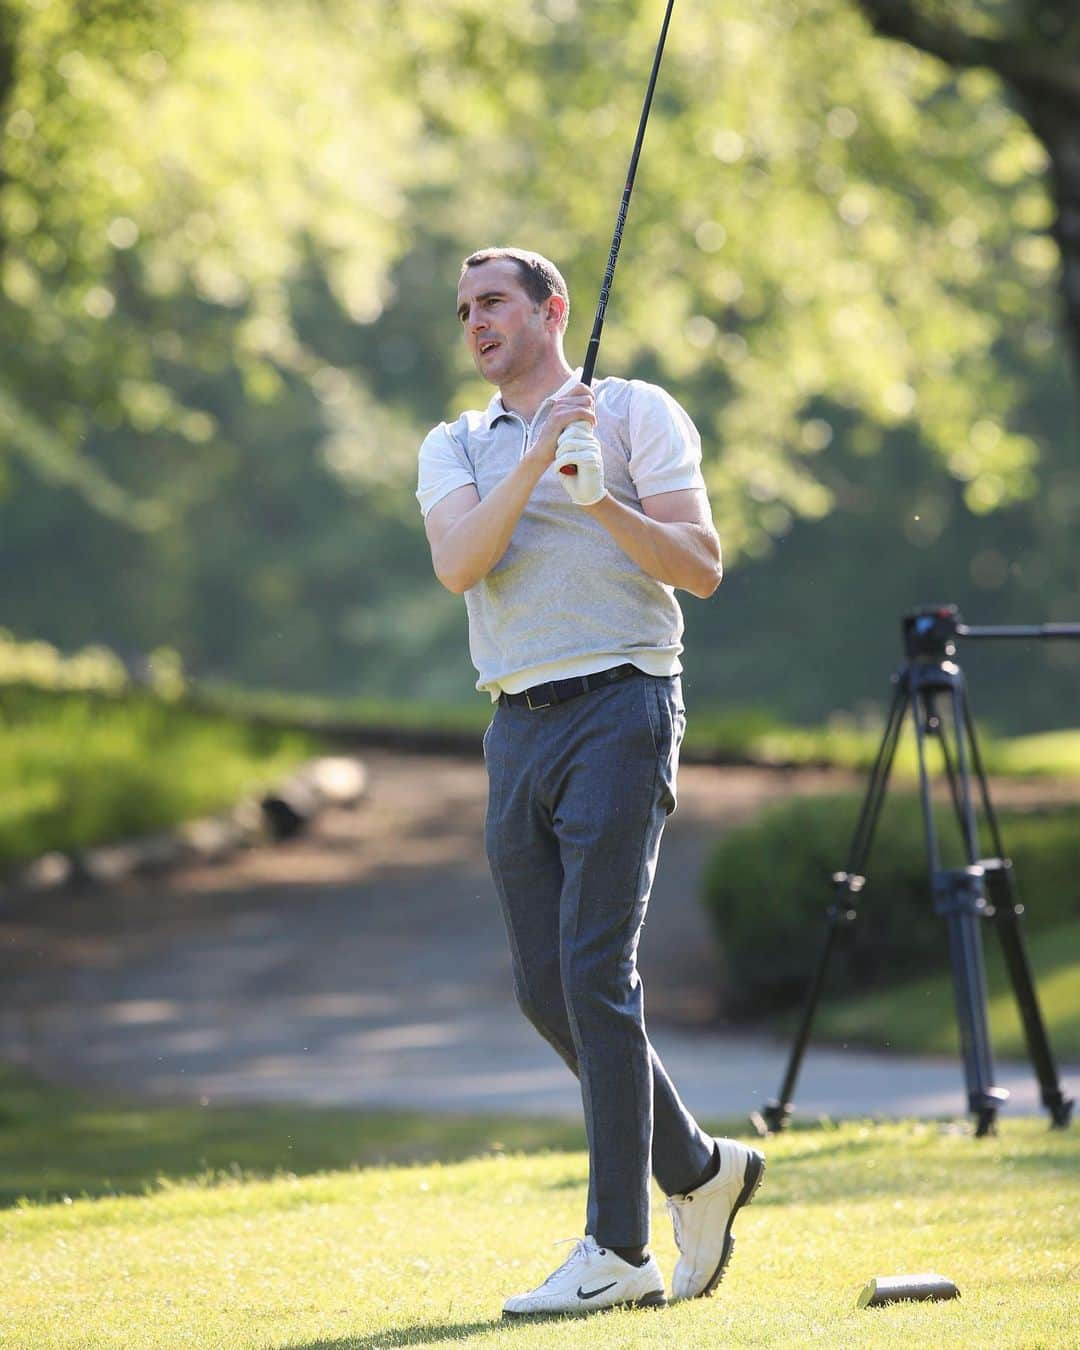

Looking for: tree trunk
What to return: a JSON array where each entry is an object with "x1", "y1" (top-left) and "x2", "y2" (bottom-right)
[
  {"x1": 1020, "y1": 94, "x2": 1080, "y2": 380},
  {"x1": 856, "y1": 0, "x2": 1080, "y2": 399},
  {"x1": 0, "y1": 1, "x2": 18, "y2": 259}
]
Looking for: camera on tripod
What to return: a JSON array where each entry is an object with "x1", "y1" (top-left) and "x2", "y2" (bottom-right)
[
  {"x1": 902, "y1": 605, "x2": 963, "y2": 662},
  {"x1": 756, "y1": 604, "x2": 1080, "y2": 1138}
]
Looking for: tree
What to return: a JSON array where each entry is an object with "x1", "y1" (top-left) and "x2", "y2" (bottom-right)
[
  {"x1": 0, "y1": 4, "x2": 16, "y2": 204},
  {"x1": 0, "y1": 0, "x2": 420, "y2": 519},
  {"x1": 1, "y1": 1, "x2": 1068, "y2": 543},
  {"x1": 388, "y1": 0, "x2": 1065, "y2": 552},
  {"x1": 1, "y1": 1, "x2": 1075, "y2": 721},
  {"x1": 855, "y1": 1, "x2": 1080, "y2": 373}
]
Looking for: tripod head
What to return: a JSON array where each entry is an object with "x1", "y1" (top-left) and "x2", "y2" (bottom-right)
[
  {"x1": 903, "y1": 606, "x2": 963, "y2": 662},
  {"x1": 903, "y1": 605, "x2": 1080, "y2": 664}
]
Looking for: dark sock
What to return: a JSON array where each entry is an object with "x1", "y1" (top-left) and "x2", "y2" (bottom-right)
[
  {"x1": 687, "y1": 1141, "x2": 721, "y2": 1194},
  {"x1": 611, "y1": 1244, "x2": 649, "y2": 1267}
]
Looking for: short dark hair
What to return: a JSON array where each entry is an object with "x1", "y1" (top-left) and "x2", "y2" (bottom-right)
[{"x1": 461, "y1": 247, "x2": 569, "y2": 327}]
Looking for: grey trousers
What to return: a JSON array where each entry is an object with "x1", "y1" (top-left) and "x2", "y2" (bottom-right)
[{"x1": 484, "y1": 672, "x2": 714, "y2": 1247}]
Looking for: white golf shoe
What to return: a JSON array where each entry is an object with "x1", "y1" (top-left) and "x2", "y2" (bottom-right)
[
  {"x1": 666, "y1": 1138, "x2": 766, "y2": 1300},
  {"x1": 502, "y1": 1235, "x2": 667, "y2": 1317}
]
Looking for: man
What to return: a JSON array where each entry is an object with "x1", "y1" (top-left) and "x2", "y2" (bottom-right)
[{"x1": 417, "y1": 246, "x2": 764, "y2": 1317}]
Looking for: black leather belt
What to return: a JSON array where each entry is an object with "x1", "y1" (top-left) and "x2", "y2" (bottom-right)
[{"x1": 499, "y1": 664, "x2": 640, "y2": 711}]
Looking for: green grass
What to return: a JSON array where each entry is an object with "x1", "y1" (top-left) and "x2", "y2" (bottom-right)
[
  {"x1": 0, "y1": 1071, "x2": 1075, "y2": 1350},
  {"x1": 9, "y1": 653, "x2": 1080, "y2": 780},
  {"x1": 0, "y1": 686, "x2": 320, "y2": 870},
  {"x1": 696, "y1": 717, "x2": 1080, "y2": 778},
  {"x1": 994, "y1": 728, "x2": 1080, "y2": 777},
  {"x1": 0, "y1": 1065, "x2": 585, "y2": 1210},
  {"x1": 813, "y1": 918, "x2": 1080, "y2": 1059},
  {"x1": 198, "y1": 680, "x2": 495, "y2": 738},
  {"x1": 199, "y1": 681, "x2": 1080, "y2": 776},
  {"x1": 7, "y1": 626, "x2": 1080, "y2": 776}
]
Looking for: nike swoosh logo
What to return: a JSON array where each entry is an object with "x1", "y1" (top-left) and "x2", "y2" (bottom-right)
[{"x1": 577, "y1": 1282, "x2": 618, "y2": 1300}]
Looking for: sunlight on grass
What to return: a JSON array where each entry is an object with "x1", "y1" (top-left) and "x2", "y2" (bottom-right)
[
  {"x1": 0, "y1": 1120, "x2": 1075, "y2": 1348},
  {"x1": 813, "y1": 920, "x2": 1080, "y2": 1058},
  {"x1": 189, "y1": 683, "x2": 1080, "y2": 778},
  {"x1": 995, "y1": 729, "x2": 1080, "y2": 777},
  {"x1": 736, "y1": 723, "x2": 1080, "y2": 778}
]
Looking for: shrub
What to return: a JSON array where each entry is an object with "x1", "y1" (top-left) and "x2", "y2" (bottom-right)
[
  {"x1": 0, "y1": 685, "x2": 317, "y2": 868},
  {"x1": 702, "y1": 792, "x2": 1080, "y2": 1016}
]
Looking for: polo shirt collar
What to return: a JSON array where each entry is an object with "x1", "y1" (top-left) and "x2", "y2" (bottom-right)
[{"x1": 483, "y1": 368, "x2": 584, "y2": 429}]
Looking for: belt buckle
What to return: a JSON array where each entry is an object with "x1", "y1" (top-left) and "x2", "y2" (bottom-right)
[{"x1": 525, "y1": 682, "x2": 555, "y2": 710}]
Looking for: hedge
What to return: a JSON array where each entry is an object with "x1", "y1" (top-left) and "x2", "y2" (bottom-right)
[{"x1": 702, "y1": 792, "x2": 1080, "y2": 1016}]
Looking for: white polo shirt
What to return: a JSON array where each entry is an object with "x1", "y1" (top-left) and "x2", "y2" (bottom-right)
[{"x1": 417, "y1": 369, "x2": 708, "y2": 698}]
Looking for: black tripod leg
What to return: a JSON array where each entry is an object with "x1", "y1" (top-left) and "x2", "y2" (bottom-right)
[
  {"x1": 755, "y1": 899, "x2": 853, "y2": 1135},
  {"x1": 930, "y1": 696, "x2": 978, "y2": 860},
  {"x1": 934, "y1": 869, "x2": 1007, "y2": 1135},
  {"x1": 961, "y1": 702, "x2": 1075, "y2": 1128},
  {"x1": 985, "y1": 874, "x2": 1074, "y2": 1128},
  {"x1": 754, "y1": 678, "x2": 909, "y2": 1134},
  {"x1": 928, "y1": 680, "x2": 1006, "y2": 1135}
]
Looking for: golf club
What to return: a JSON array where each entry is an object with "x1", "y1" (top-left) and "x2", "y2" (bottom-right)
[{"x1": 561, "y1": 0, "x2": 677, "y2": 474}]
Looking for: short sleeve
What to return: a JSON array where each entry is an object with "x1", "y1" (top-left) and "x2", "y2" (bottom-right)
[
  {"x1": 417, "y1": 422, "x2": 476, "y2": 518},
  {"x1": 627, "y1": 382, "x2": 706, "y2": 499}
]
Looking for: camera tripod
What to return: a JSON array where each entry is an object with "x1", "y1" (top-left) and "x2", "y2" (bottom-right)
[{"x1": 756, "y1": 605, "x2": 1077, "y2": 1137}]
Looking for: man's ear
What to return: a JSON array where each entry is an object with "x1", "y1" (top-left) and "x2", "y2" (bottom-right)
[{"x1": 546, "y1": 294, "x2": 568, "y2": 329}]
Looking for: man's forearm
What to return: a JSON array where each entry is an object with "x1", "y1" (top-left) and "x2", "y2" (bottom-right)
[
  {"x1": 584, "y1": 494, "x2": 722, "y2": 598},
  {"x1": 431, "y1": 451, "x2": 549, "y2": 593}
]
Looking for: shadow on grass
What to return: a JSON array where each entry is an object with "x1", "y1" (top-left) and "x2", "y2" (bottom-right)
[
  {"x1": 1002, "y1": 1142, "x2": 1079, "y2": 1180},
  {"x1": 285, "y1": 1324, "x2": 501, "y2": 1349},
  {"x1": 0, "y1": 1063, "x2": 585, "y2": 1208},
  {"x1": 284, "y1": 1307, "x2": 663, "y2": 1348}
]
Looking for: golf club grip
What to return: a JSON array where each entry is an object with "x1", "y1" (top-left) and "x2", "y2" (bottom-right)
[{"x1": 562, "y1": 0, "x2": 676, "y2": 477}]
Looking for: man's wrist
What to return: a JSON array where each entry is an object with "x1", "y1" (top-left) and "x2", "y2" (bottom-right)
[{"x1": 523, "y1": 441, "x2": 556, "y2": 472}]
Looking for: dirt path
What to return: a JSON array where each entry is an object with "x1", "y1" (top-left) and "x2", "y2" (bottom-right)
[{"x1": 1, "y1": 752, "x2": 1075, "y2": 1120}]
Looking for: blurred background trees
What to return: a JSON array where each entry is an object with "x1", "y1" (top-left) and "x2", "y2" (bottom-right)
[
  {"x1": 1, "y1": 0, "x2": 1077, "y2": 726},
  {"x1": 855, "y1": 1, "x2": 1080, "y2": 366}
]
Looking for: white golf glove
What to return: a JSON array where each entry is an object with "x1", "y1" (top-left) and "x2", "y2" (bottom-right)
[{"x1": 554, "y1": 421, "x2": 606, "y2": 506}]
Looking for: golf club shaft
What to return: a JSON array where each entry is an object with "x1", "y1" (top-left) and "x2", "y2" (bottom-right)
[
  {"x1": 581, "y1": 0, "x2": 676, "y2": 387},
  {"x1": 561, "y1": 0, "x2": 676, "y2": 478}
]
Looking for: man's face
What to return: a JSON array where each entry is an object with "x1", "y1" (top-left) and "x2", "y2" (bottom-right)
[{"x1": 456, "y1": 259, "x2": 556, "y2": 386}]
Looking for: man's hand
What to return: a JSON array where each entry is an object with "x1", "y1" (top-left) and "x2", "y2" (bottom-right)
[
  {"x1": 554, "y1": 421, "x2": 606, "y2": 505},
  {"x1": 529, "y1": 383, "x2": 596, "y2": 468}
]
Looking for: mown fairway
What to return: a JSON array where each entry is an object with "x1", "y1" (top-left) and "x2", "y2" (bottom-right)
[{"x1": 1, "y1": 1118, "x2": 1076, "y2": 1348}]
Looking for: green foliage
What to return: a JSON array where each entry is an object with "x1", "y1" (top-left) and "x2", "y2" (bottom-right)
[
  {"x1": 0, "y1": 1, "x2": 1076, "y2": 720},
  {"x1": 996, "y1": 728, "x2": 1080, "y2": 775},
  {"x1": 0, "y1": 0, "x2": 426, "y2": 547},
  {"x1": 702, "y1": 791, "x2": 1080, "y2": 1013},
  {"x1": 680, "y1": 400, "x2": 1080, "y2": 734},
  {"x1": 0, "y1": 0, "x2": 1066, "y2": 525},
  {"x1": 0, "y1": 685, "x2": 317, "y2": 869},
  {"x1": 198, "y1": 679, "x2": 493, "y2": 737},
  {"x1": 0, "y1": 626, "x2": 181, "y2": 696},
  {"x1": 388, "y1": 0, "x2": 1065, "y2": 550},
  {"x1": 57, "y1": 667, "x2": 1080, "y2": 777}
]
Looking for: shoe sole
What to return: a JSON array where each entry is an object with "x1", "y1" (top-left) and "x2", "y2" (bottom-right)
[
  {"x1": 695, "y1": 1148, "x2": 766, "y2": 1298},
  {"x1": 503, "y1": 1290, "x2": 667, "y2": 1319}
]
